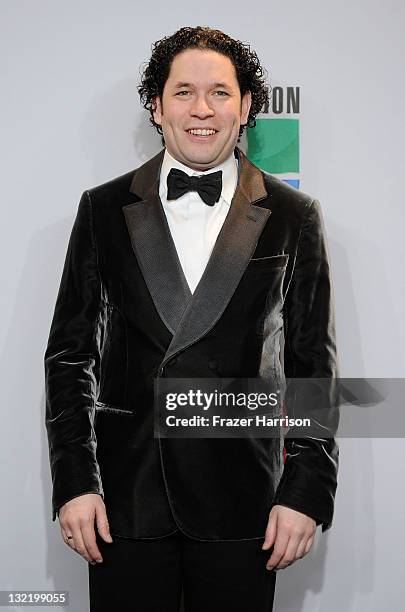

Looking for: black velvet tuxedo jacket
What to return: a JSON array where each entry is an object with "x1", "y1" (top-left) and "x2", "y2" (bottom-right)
[{"x1": 44, "y1": 146, "x2": 339, "y2": 540}]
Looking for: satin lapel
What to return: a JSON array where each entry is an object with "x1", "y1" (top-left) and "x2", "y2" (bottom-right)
[
  {"x1": 122, "y1": 149, "x2": 192, "y2": 335},
  {"x1": 161, "y1": 148, "x2": 272, "y2": 365}
]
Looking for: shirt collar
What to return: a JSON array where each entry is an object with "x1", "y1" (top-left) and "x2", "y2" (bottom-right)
[{"x1": 159, "y1": 148, "x2": 238, "y2": 206}]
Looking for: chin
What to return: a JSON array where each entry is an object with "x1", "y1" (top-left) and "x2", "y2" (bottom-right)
[{"x1": 183, "y1": 148, "x2": 221, "y2": 165}]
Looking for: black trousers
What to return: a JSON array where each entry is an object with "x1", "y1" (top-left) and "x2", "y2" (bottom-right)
[{"x1": 88, "y1": 529, "x2": 277, "y2": 612}]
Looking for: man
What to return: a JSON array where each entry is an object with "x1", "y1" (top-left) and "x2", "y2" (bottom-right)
[{"x1": 44, "y1": 26, "x2": 339, "y2": 611}]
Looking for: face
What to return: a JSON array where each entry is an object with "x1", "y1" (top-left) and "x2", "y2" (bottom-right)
[{"x1": 152, "y1": 48, "x2": 252, "y2": 171}]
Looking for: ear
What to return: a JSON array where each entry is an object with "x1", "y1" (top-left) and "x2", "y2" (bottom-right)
[
  {"x1": 240, "y1": 90, "x2": 252, "y2": 125},
  {"x1": 152, "y1": 96, "x2": 163, "y2": 125}
]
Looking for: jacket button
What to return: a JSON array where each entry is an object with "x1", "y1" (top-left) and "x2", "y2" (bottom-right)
[
  {"x1": 158, "y1": 365, "x2": 165, "y2": 377},
  {"x1": 208, "y1": 359, "x2": 218, "y2": 370}
]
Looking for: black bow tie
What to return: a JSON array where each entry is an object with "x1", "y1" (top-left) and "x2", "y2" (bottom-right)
[{"x1": 167, "y1": 168, "x2": 223, "y2": 206}]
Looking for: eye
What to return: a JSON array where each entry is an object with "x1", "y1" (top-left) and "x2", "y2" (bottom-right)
[
  {"x1": 175, "y1": 90, "x2": 190, "y2": 96},
  {"x1": 213, "y1": 91, "x2": 229, "y2": 96}
]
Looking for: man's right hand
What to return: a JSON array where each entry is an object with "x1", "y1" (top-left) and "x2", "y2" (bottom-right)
[{"x1": 58, "y1": 493, "x2": 113, "y2": 564}]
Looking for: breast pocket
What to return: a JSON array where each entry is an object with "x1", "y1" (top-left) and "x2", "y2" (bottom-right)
[{"x1": 246, "y1": 253, "x2": 289, "y2": 272}]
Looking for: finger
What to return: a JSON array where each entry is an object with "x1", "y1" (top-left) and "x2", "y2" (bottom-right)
[
  {"x1": 70, "y1": 524, "x2": 97, "y2": 565},
  {"x1": 95, "y1": 505, "x2": 113, "y2": 544},
  {"x1": 266, "y1": 530, "x2": 290, "y2": 570},
  {"x1": 262, "y1": 511, "x2": 277, "y2": 550},
  {"x1": 60, "y1": 525, "x2": 68, "y2": 541},
  {"x1": 61, "y1": 525, "x2": 75, "y2": 548},
  {"x1": 274, "y1": 532, "x2": 304, "y2": 570},
  {"x1": 304, "y1": 535, "x2": 315, "y2": 555},
  {"x1": 296, "y1": 533, "x2": 313, "y2": 559},
  {"x1": 81, "y1": 521, "x2": 103, "y2": 563}
]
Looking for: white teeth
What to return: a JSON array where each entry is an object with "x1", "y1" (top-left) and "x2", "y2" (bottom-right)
[{"x1": 188, "y1": 129, "x2": 216, "y2": 136}]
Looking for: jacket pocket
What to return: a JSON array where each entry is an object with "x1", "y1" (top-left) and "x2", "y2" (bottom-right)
[
  {"x1": 247, "y1": 253, "x2": 289, "y2": 270},
  {"x1": 98, "y1": 304, "x2": 128, "y2": 410},
  {"x1": 95, "y1": 401, "x2": 133, "y2": 416}
]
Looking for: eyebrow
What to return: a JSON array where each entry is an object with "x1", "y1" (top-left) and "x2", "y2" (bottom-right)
[{"x1": 172, "y1": 81, "x2": 231, "y2": 89}]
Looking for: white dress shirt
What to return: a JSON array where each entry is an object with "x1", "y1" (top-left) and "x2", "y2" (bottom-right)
[{"x1": 159, "y1": 148, "x2": 238, "y2": 294}]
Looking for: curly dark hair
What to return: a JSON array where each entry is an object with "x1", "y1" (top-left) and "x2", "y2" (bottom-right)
[{"x1": 138, "y1": 26, "x2": 270, "y2": 141}]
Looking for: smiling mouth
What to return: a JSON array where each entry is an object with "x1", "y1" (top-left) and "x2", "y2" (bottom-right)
[{"x1": 187, "y1": 128, "x2": 218, "y2": 137}]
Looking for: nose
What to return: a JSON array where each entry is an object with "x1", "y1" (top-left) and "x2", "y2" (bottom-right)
[{"x1": 189, "y1": 94, "x2": 214, "y2": 118}]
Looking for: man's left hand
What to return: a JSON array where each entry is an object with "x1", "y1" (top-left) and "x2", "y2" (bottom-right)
[{"x1": 262, "y1": 505, "x2": 317, "y2": 571}]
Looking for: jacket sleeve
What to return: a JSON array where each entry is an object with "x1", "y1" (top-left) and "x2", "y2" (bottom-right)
[
  {"x1": 272, "y1": 198, "x2": 340, "y2": 532},
  {"x1": 44, "y1": 190, "x2": 104, "y2": 521}
]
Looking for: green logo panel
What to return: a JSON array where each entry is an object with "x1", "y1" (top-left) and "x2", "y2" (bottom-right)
[{"x1": 247, "y1": 118, "x2": 299, "y2": 174}]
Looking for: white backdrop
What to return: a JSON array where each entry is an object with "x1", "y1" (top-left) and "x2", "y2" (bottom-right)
[{"x1": 1, "y1": 1, "x2": 404, "y2": 610}]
